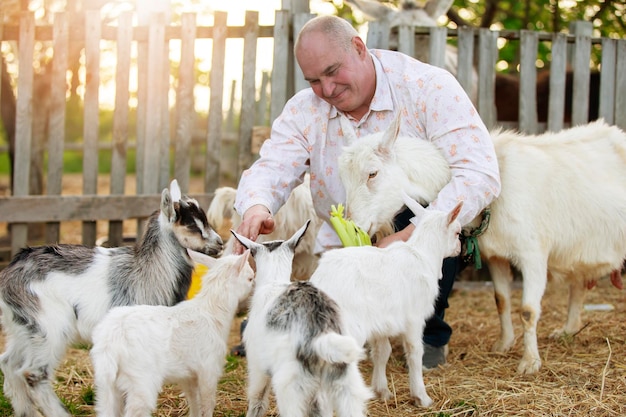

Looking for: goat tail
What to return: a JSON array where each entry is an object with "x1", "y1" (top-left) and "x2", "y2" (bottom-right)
[{"x1": 312, "y1": 332, "x2": 365, "y2": 364}]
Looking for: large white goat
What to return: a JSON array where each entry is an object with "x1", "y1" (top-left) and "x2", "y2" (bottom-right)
[
  {"x1": 310, "y1": 194, "x2": 463, "y2": 407},
  {"x1": 339, "y1": 116, "x2": 626, "y2": 375},
  {"x1": 90, "y1": 249, "x2": 254, "y2": 417},
  {"x1": 346, "y1": 0, "x2": 478, "y2": 103},
  {"x1": 231, "y1": 222, "x2": 372, "y2": 417},
  {"x1": 207, "y1": 174, "x2": 322, "y2": 281},
  {"x1": 0, "y1": 180, "x2": 224, "y2": 417}
]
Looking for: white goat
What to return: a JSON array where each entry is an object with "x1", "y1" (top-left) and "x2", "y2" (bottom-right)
[
  {"x1": 346, "y1": 0, "x2": 478, "y2": 103},
  {"x1": 90, "y1": 249, "x2": 254, "y2": 417},
  {"x1": 231, "y1": 222, "x2": 372, "y2": 417},
  {"x1": 207, "y1": 174, "x2": 322, "y2": 281},
  {"x1": 339, "y1": 116, "x2": 626, "y2": 375},
  {"x1": 0, "y1": 180, "x2": 224, "y2": 417},
  {"x1": 310, "y1": 194, "x2": 463, "y2": 407}
]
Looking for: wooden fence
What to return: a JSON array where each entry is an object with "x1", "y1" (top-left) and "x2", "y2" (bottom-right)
[{"x1": 0, "y1": 8, "x2": 625, "y2": 263}]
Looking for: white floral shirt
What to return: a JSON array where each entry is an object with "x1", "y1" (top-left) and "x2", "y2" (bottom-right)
[{"x1": 235, "y1": 49, "x2": 501, "y2": 252}]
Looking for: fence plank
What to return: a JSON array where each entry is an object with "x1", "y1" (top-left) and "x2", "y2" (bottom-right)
[
  {"x1": 397, "y1": 25, "x2": 415, "y2": 57},
  {"x1": 205, "y1": 11, "x2": 227, "y2": 193},
  {"x1": 11, "y1": 12, "x2": 36, "y2": 255},
  {"x1": 546, "y1": 33, "x2": 567, "y2": 132},
  {"x1": 142, "y1": 12, "x2": 167, "y2": 195},
  {"x1": 292, "y1": 13, "x2": 314, "y2": 93},
  {"x1": 477, "y1": 28, "x2": 497, "y2": 129},
  {"x1": 428, "y1": 27, "x2": 447, "y2": 68},
  {"x1": 519, "y1": 30, "x2": 538, "y2": 134},
  {"x1": 571, "y1": 32, "x2": 592, "y2": 126},
  {"x1": 270, "y1": 9, "x2": 290, "y2": 124},
  {"x1": 45, "y1": 11, "x2": 69, "y2": 243},
  {"x1": 237, "y1": 10, "x2": 259, "y2": 179},
  {"x1": 107, "y1": 11, "x2": 133, "y2": 247},
  {"x1": 366, "y1": 20, "x2": 390, "y2": 50},
  {"x1": 0, "y1": 194, "x2": 214, "y2": 223},
  {"x1": 456, "y1": 26, "x2": 475, "y2": 101},
  {"x1": 598, "y1": 38, "x2": 616, "y2": 124},
  {"x1": 615, "y1": 40, "x2": 626, "y2": 131},
  {"x1": 81, "y1": 10, "x2": 101, "y2": 245},
  {"x1": 173, "y1": 13, "x2": 197, "y2": 192}
]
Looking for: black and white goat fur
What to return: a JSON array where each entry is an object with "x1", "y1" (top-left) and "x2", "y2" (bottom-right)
[
  {"x1": 0, "y1": 179, "x2": 224, "y2": 417},
  {"x1": 231, "y1": 222, "x2": 372, "y2": 417}
]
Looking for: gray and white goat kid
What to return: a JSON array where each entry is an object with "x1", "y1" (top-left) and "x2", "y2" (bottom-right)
[
  {"x1": 231, "y1": 221, "x2": 372, "y2": 417},
  {"x1": 0, "y1": 179, "x2": 223, "y2": 417},
  {"x1": 90, "y1": 249, "x2": 254, "y2": 417},
  {"x1": 310, "y1": 194, "x2": 463, "y2": 407}
]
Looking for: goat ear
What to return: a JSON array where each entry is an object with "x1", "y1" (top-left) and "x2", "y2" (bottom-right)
[
  {"x1": 448, "y1": 201, "x2": 464, "y2": 225},
  {"x1": 379, "y1": 112, "x2": 401, "y2": 156},
  {"x1": 345, "y1": 0, "x2": 394, "y2": 20},
  {"x1": 402, "y1": 191, "x2": 426, "y2": 218},
  {"x1": 238, "y1": 250, "x2": 251, "y2": 271},
  {"x1": 424, "y1": 0, "x2": 454, "y2": 19},
  {"x1": 230, "y1": 230, "x2": 256, "y2": 250},
  {"x1": 169, "y1": 179, "x2": 182, "y2": 203},
  {"x1": 160, "y1": 187, "x2": 176, "y2": 222},
  {"x1": 287, "y1": 220, "x2": 311, "y2": 251},
  {"x1": 187, "y1": 248, "x2": 217, "y2": 268}
]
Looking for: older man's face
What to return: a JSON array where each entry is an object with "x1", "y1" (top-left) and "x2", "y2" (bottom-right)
[{"x1": 296, "y1": 33, "x2": 372, "y2": 113}]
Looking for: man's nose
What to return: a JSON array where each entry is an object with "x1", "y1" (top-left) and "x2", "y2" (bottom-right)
[{"x1": 321, "y1": 79, "x2": 335, "y2": 98}]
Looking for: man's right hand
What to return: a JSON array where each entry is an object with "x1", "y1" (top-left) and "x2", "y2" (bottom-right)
[{"x1": 232, "y1": 204, "x2": 275, "y2": 254}]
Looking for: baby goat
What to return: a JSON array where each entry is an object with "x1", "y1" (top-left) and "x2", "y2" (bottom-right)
[
  {"x1": 0, "y1": 179, "x2": 223, "y2": 417},
  {"x1": 90, "y1": 249, "x2": 254, "y2": 417},
  {"x1": 231, "y1": 222, "x2": 372, "y2": 417},
  {"x1": 310, "y1": 194, "x2": 463, "y2": 407}
]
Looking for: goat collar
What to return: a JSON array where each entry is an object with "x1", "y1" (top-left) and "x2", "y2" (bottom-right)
[{"x1": 461, "y1": 207, "x2": 491, "y2": 270}]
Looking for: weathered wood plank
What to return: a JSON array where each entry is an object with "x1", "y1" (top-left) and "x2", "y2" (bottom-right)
[
  {"x1": 0, "y1": 195, "x2": 214, "y2": 224},
  {"x1": 237, "y1": 10, "x2": 259, "y2": 179},
  {"x1": 428, "y1": 27, "x2": 447, "y2": 69},
  {"x1": 173, "y1": 12, "x2": 197, "y2": 192},
  {"x1": 107, "y1": 11, "x2": 132, "y2": 247},
  {"x1": 205, "y1": 11, "x2": 227, "y2": 193},
  {"x1": 142, "y1": 12, "x2": 166, "y2": 195},
  {"x1": 270, "y1": 9, "x2": 290, "y2": 124},
  {"x1": 519, "y1": 30, "x2": 538, "y2": 134},
  {"x1": 45, "y1": 12, "x2": 69, "y2": 243},
  {"x1": 477, "y1": 28, "x2": 497, "y2": 129},
  {"x1": 11, "y1": 12, "x2": 35, "y2": 254},
  {"x1": 546, "y1": 33, "x2": 567, "y2": 132},
  {"x1": 82, "y1": 10, "x2": 102, "y2": 245}
]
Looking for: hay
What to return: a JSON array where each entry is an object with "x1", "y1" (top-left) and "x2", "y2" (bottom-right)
[{"x1": 2, "y1": 276, "x2": 623, "y2": 416}]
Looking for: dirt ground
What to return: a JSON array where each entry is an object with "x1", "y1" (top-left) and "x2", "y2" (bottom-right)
[{"x1": 0, "y1": 174, "x2": 625, "y2": 416}]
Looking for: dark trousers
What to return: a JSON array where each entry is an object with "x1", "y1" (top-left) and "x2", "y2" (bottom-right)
[{"x1": 393, "y1": 207, "x2": 463, "y2": 348}]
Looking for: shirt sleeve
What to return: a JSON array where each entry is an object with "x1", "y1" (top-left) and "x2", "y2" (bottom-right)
[
  {"x1": 415, "y1": 70, "x2": 501, "y2": 226},
  {"x1": 234, "y1": 93, "x2": 312, "y2": 218}
]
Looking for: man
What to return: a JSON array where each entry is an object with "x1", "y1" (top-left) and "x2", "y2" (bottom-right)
[{"x1": 233, "y1": 15, "x2": 500, "y2": 369}]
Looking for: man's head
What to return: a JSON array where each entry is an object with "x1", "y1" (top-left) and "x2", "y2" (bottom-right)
[{"x1": 295, "y1": 15, "x2": 376, "y2": 118}]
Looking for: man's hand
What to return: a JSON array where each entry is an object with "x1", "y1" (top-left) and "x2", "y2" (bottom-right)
[
  {"x1": 374, "y1": 224, "x2": 414, "y2": 248},
  {"x1": 232, "y1": 204, "x2": 275, "y2": 254}
]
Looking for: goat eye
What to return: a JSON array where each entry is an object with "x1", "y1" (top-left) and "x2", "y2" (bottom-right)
[{"x1": 368, "y1": 171, "x2": 377, "y2": 180}]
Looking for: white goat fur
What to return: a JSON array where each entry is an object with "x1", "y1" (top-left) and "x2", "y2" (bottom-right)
[
  {"x1": 90, "y1": 250, "x2": 254, "y2": 417},
  {"x1": 207, "y1": 174, "x2": 322, "y2": 281},
  {"x1": 339, "y1": 117, "x2": 626, "y2": 375},
  {"x1": 231, "y1": 222, "x2": 372, "y2": 417},
  {"x1": 346, "y1": 0, "x2": 478, "y2": 104},
  {"x1": 310, "y1": 195, "x2": 463, "y2": 407},
  {"x1": 0, "y1": 180, "x2": 224, "y2": 417}
]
